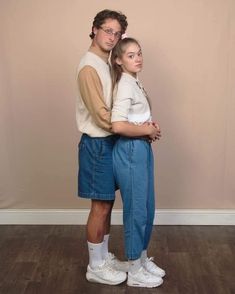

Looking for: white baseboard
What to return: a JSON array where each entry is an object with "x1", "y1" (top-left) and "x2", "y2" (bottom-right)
[{"x1": 0, "y1": 209, "x2": 234, "y2": 225}]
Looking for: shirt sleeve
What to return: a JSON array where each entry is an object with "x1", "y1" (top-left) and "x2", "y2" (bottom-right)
[
  {"x1": 111, "y1": 81, "x2": 134, "y2": 122},
  {"x1": 77, "y1": 65, "x2": 112, "y2": 132}
]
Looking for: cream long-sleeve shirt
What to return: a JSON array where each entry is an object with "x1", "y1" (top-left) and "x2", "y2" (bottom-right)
[{"x1": 76, "y1": 49, "x2": 112, "y2": 137}]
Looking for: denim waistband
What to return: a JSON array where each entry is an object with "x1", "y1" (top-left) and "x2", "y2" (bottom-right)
[
  {"x1": 118, "y1": 136, "x2": 150, "y2": 142},
  {"x1": 82, "y1": 133, "x2": 119, "y2": 142}
]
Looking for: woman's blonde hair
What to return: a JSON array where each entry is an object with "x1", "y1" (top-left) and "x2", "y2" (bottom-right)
[{"x1": 111, "y1": 37, "x2": 140, "y2": 91}]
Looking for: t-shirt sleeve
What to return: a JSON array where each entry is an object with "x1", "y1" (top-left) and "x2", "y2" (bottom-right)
[
  {"x1": 77, "y1": 65, "x2": 112, "y2": 132},
  {"x1": 111, "y1": 81, "x2": 134, "y2": 122}
]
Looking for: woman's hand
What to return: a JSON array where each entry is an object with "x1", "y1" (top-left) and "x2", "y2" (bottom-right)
[{"x1": 147, "y1": 122, "x2": 161, "y2": 142}]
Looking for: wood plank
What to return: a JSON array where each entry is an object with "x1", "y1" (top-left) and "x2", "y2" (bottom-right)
[{"x1": 0, "y1": 225, "x2": 234, "y2": 294}]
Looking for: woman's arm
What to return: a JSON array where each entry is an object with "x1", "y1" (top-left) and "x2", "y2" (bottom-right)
[{"x1": 112, "y1": 121, "x2": 161, "y2": 140}]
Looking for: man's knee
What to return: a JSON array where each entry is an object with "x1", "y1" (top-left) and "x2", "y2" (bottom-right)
[{"x1": 91, "y1": 200, "x2": 113, "y2": 217}]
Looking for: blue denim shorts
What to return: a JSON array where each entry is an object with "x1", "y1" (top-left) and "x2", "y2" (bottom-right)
[{"x1": 78, "y1": 134, "x2": 119, "y2": 200}]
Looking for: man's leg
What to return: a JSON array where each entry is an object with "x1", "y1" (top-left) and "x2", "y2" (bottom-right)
[
  {"x1": 86, "y1": 200, "x2": 113, "y2": 265},
  {"x1": 103, "y1": 201, "x2": 114, "y2": 258},
  {"x1": 87, "y1": 199, "x2": 114, "y2": 243},
  {"x1": 78, "y1": 135, "x2": 127, "y2": 283},
  {"x1": 85, "y1": 199, "x2": 127, "y2": 285}
]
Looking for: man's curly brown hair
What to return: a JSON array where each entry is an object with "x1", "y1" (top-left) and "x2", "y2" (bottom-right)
[{"x1": 89, "y1": 9, "x2": 128, "y2": 39}]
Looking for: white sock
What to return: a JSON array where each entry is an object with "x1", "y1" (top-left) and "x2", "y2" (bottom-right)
[
  {"x1": 128, "y1": 258, "x2": 142, "y2": 274},
  {"x1": 102, "y1": 234, "x2": 110, "y2": 259},
  {"x1": 141, "y1": 250, "x2": 148, "y2": 263},
  {"x1": 87, "y1": 241, "x2": 104, "y2": 269}
]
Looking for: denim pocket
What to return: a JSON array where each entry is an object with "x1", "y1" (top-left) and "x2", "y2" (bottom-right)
[
  {"x1": 91, "y1": 139, "x2": 103, "y2": 158},
  {"x1": 127, "y1": 140, "x2": 134, "y2": 161},
  {"x1": 78, "y1": 141, "x2": 85, "y2": 150}
]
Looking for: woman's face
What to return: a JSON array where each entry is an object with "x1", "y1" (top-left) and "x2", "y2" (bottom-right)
[{"x1": 117, "y1": 42, "x2": 143, "y2": 77}]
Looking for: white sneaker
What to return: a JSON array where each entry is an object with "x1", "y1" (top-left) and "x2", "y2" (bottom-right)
[
  {"x1": 127, "y1": 266, "x2": 163, "y2": 288},
  {"x1": 143, "y1": 257, "x2": 166, "y2": 277},
  {"x1": 105, "y1": 252, "x2": 129, "y2": 272},
  {"x1": 86, "y1": 260, "x2": 127, "y2": 285}
]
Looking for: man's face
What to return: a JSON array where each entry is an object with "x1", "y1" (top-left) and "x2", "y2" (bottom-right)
[{"x1": 93, "y1": 18, "x2": 122, "y2": 52}]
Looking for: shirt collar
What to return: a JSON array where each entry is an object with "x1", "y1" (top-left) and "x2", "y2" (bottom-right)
[
  {"x1": 122, "y1": 72, "x2": 139, "y2": 82},
  {"x1": 89, "y1": 46, "x2": 110, "y2": 64}
]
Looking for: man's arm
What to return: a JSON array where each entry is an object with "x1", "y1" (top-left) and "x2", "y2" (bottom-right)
[{"x1": 77, "y1": 66, "x2": 112, "y2": 132}]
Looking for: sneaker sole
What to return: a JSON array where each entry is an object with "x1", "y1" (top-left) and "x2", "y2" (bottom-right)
[
  {"x1": 127, "y1": 278, "x2": 163, "y2": 288},
  {"x1": 149, "y1": 271, "x2": 166, "y2": 278},
  {"x1": 86, "y1": 272, "x2": 126, "y2": 286}
]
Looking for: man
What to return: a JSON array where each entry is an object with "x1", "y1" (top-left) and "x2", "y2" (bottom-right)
[{"x1": 76, "y1": 9, "x2": 128, "y2": 285}]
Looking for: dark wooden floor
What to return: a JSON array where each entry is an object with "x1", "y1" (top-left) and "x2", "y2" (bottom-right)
[{"x1": 0, "y1": 225, "x2": 234, "y2": 294}]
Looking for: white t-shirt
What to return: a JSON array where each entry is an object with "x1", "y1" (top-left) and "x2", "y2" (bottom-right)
[{"x1": 111, "y1": 72, "x2": 151, "y2": 124}]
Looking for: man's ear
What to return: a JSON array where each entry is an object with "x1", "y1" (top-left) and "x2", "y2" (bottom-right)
[
  {"x1": 93, "y1": 27, "x2": 98, "y2": 35},
  {"x1": 116, "y1": 57, "x2": 122, "y2": 65}
]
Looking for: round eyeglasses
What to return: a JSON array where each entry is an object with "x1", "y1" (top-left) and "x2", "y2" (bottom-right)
[{"x1": 100, "y1": 27, "x2": 122, "y2": 39}]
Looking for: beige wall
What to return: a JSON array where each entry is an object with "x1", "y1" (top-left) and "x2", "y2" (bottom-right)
[{"x1": 0, "y1": 0, "x2": 234, "y2": 209}]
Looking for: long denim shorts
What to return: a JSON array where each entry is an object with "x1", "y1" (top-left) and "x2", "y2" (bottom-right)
[{"x1": 78, "y1": 134, "x2": 119, "y2": 200}]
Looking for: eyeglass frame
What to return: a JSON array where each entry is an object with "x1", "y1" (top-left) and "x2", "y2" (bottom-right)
[{"x1": 99, "y1": 26, "x2": 122, "y2": 39}]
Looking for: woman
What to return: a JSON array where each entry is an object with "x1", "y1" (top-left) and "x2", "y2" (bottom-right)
[{"x1": 111, "y1": 37, "x2": 165, "y2": 288}]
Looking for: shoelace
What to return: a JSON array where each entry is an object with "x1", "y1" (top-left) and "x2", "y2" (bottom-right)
[
  {"x1": 143, "y1": 269, "x2": 150, "y2": 277},
  {"x1": 108, "y1": 253, "x2": 115, "y2": 260},
  {"x1": 106, "y1": 253, "x2": 117, "y2": 266},
  {"x1": 145, "y1": 257, "x2": 164, "y2": 275},
  {"x1": 145, "y1": 257, "x2": 156, "y2": 270},
  {"x1": 107, "y1": 253, "x2": 125, "y2": 266},
  {"x1": 139, "y1": 267, "x2": 154, "y2": 278},
  {"x1": 99, "y1": 260, "x2": 120, "y2": 275}
]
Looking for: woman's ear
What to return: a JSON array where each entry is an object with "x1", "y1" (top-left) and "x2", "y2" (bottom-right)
[{"x1": 116, "y1": 57, "x2": 122, "y2": 66}]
